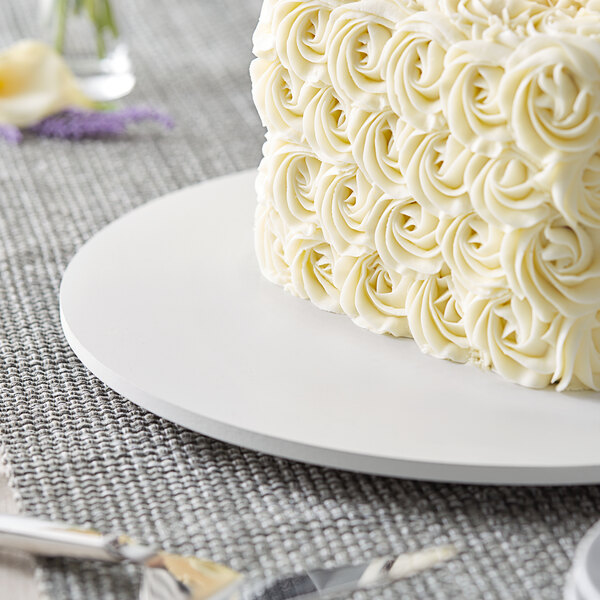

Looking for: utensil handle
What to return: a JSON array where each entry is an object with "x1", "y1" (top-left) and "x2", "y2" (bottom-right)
[{"x1": 0, "y1": 514, "x2": 128, "y2": 562}]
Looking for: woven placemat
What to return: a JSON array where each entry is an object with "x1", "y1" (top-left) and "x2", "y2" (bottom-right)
[{"x1": 0, "y1": 1, "x2": 598, "y2": 598}]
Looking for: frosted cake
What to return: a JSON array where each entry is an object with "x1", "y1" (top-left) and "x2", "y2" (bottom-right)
[{"x1": 250, "y1": 0, "x2": 600, "y2": 391}]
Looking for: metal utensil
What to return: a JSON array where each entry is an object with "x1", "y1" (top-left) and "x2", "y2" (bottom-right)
[
  {"x1": 141, "y1": 545, "x2": 458, "y2": 600},
  {"x1": 0, "y1": 514, "x2": 456, "y2": 599}
]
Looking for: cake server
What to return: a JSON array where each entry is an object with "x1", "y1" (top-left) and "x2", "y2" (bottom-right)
[{"x1": 0, "y1": 514, "x2": 456, "y2": 599}]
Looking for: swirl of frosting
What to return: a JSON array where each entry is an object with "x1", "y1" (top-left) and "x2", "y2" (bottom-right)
[
  {"x1": 348, "y1": 109, "x2": 406, "y2": 196},
  {"x1": 303, "y1": 86, "x2": 353, "y2": 164},
  {"x1": 268, "y1": 140, "x2": 322, "y2": 233},
  {"x1": 438, "y1": 0, "x2": 506, "y2": 23},
  {"x1": 526, "y1": 5, "x2": 599, "y2": 37},
  {"x1": 437, "y1": 0, "x2": 563, "y2": 35},
  {"x1": 255, "y1": 200, "x2": 292, "y2": 288},
  {"x1": 551, "y1": 148, "x2": 600, "y2": 228},
  {"x1": 272, "y1": 0, "x2": 331, "y2": 84},
  {"x1": 383, "y1": 12, "x2": 463, "y2": 131},
  {"x1": 438, "y1": 212, "x2": 506, "y2": 296},
  {"x1": 326, "y1": 5, "x2": 393, "y2": 111},
  {"x1": 334, "y1": 252, "x2": 413, "y2": 337},
  {"x1": 463, "y1": 292, "x2": 556, "y2": 388},
  {"x1": 315, "y1": 166, "x2": 385, "y2": 256},
  {"x1": 399, "y1": 128, "x2": 473, "y2": 216},
  {"x1": 465, "y1": 149, "x2": 552, "y2": 229},
  {"x1": 251, "y1": 57, "x2": 318, "y2": 137},
  {"x1": 406, "y1": 274, "x2": 470, "y2": 362},
  {"x1": 554, "y1": 312, "x2": 600, "y2": 391},
  {"x1": 437, "y1": 0, "x2": 501, "y2": 26},
  {"x1": 375, "y1": 195, "x2": 443, "y2": 275},
  {"x1": 499, "y1": 35, "x2": 600, "y2": 161},
  {"x1": 440, "y1": 41, "x2": 511, "y2": 157},
  {"x1": 501, "y1": 215, "x2": 600, "y2": 321},
  {"x1": 286, "y1": 230, "x2": 342, "y2": 313},
  {"x1": 252, "y1": 0, "x2": 277, "y2": 59}
]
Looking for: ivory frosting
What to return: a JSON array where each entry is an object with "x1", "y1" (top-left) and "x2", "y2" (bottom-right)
[{"x1": 251, "y1": 0, "x2": 600, "y2": 391}]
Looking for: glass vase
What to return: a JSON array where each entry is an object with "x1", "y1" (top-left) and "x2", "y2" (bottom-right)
[{"x1": 39, "y1": 0, "x2": 135, "y2": 102}]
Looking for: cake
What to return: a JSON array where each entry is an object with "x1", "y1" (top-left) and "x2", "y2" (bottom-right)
[{"x1": 250, "y1": 0, "x2": 600, "y2": 391}]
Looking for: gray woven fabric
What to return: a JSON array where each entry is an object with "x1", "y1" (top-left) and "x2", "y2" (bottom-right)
[{"x1": 0, "y1": 1, "x2": 598, "y2": 599}]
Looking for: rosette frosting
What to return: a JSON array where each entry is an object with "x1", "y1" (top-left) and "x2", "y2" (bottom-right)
[
  {"x1": 463, "y1": 292, "x2": 557, "y2": 389},
  {"x1": 438, "y1": 212, "x2": 506, "y2": 296},
  {"x1": 375, "y1": 195, "x2": 443, "y2": 274},
  {"x1": 348, "y1": 108, "x2": 407, "y2": 196},
  {"x1": 335, "y1": 252, "x2": 413, "y2": 337},
  {"x1": 303, "y1": 86, "x2": 353, "y2": 164},
  {"x1": 440, "y1": 41, "x2": 510, "y2": 157},
  {"x1": 255, "y1": 200, "x2": 292, "y2": 288},
  {"x1": 499, "y1": 35, "x2": 600, "y2": 161},
  {"x1": 554, "y1": 312, "x2": 600, "y2": 391},
  {"x1": 326, "y1": 4, "x2": 395, "y2": 111},
  {"x1": 407, "y1": 274, "x2": 470, "y2": 362},
  {"x1": 399, "y1": 128, "x2": 474, "y2": 217},
  {"x1": 465, "y1": 149, "x2": 551, "y2": 229},
  {"x1": 272, "y1": 0, "x2": 332, "y2": 85},
  {"x1": 315, "y1": 165, "x2": 386, "y2": 256},
  {"x1": 501, "y1": 216, "x2": 600, "y2": 321},
  {"x1": 384, "y1": 12, "x2": 464, "y2": 131},
  {"x1": 266, "y1": 139, "x2": 322, "y2": 233},
  {"x1": 551, "y1": 149, "x2": 600, "y2": 228},
  {"x1": 286, "y1": 229, "x2": 343, "y2": 313},
  {"x1": 252, "y1": 0, "x2": 600, "y2": 391},
  {"x1": 251, "y1": 57, "x2": 317, "y2": 136}
]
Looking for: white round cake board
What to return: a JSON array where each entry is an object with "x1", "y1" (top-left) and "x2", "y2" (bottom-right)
[{"x1": 60, "y1": 169, "x2": 600, "y2": 486}]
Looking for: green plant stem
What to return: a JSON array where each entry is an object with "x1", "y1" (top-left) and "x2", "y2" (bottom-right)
[
  {"x1": 104, "y1": 0, "x2": 118, "y2": 38},
  {"x1": 95, "y1": 10, "x2": 106, "y2": 59},
  {"x1": 54, "y1": 0, "x2": 69, "y2": 54},
  {"x1": 54, "y1": 0, "x2": 119, "y2": 60}
]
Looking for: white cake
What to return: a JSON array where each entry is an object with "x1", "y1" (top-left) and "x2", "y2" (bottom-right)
[{"x1": 250, "y1": 0, "x2": 600, "y2": 391}]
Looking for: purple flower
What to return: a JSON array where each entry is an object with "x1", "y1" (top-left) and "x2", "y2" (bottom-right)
[
  {"x1": 24, "y1": 106, "x2": 174, "y2": 140},
  {"x1": 0, "y1": 123, "x2": 23, "y2": 144}
]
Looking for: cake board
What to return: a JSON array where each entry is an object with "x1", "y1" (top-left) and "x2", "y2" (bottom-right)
[{"x1": 59, "y1": 169, "x2": 600, "y2": 486}]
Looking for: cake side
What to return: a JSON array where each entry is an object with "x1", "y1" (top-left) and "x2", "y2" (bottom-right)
[{"x1": 251, "y1": 0, "x2": 600, "y2": 391}]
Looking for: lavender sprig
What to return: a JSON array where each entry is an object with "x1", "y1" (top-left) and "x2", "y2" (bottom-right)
[
  {"x1": 25, "y1": 107, "x2": 174, "y2": 140},
  {"x1": 0, "y1": 123, "x2": 23, "y2": 144}
]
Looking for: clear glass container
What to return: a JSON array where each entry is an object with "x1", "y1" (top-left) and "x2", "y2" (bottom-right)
[{"x1": 39, "y1": 0, "x2": 135, "y2": 102}]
